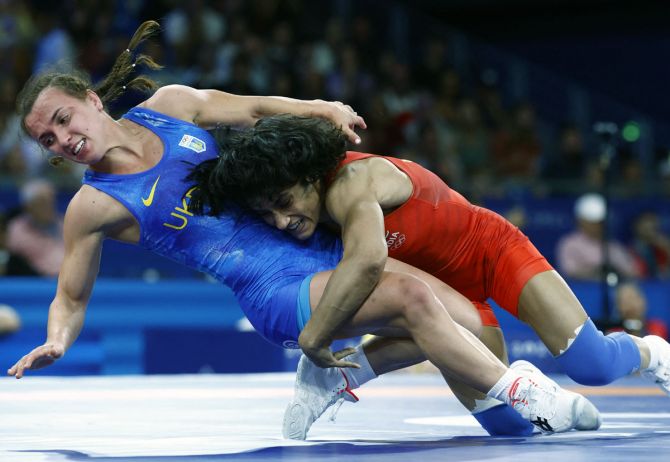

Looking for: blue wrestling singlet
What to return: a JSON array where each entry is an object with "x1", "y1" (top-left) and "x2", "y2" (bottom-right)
[{"x1": 82, "y1": 107, "x2": 343, "y2": 348}]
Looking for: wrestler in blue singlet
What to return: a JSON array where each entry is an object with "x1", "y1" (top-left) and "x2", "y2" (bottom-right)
[{"x1": 82, "y1": 107, "x2": 343, "y2": 348}]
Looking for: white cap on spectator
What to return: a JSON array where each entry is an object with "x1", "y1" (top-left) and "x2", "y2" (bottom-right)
[{"x1": 574, "y1": 193, "x2": 606, "y2": 222}]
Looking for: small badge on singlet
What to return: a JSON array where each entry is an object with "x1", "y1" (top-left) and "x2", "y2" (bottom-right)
[
  {"x1": 178, "y1": 134, "x2": 206, "y2": 153},
  {"x1": 385, "y1": 230, "x2": 406, "y2": 250}
]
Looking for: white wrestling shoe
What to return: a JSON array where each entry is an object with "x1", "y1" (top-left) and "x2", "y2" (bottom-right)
[
  {"x1": 511, "y1": 360, "x2": 601, "y2": 431},
  {"x1": 282, "y1": 355, "x2": 359, "y2": 440},
  {"x1": 506, "y1": 371, "x2": 590, "y2": 434},
  {"x1": 641, "y1": 335, "x2": 670, "y2": 395}
]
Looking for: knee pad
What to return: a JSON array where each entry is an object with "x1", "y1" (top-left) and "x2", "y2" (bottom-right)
[
  {"x1": 472, "y1": 403, "x2": 535, "y2": 437},
  {"x1": 556, "y1": 318, "x2": 641, "y2": 386}
]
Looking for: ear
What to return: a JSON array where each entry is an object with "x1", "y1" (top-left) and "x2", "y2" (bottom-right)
[{"x1": 86, "y1": 89, "x2": 104, "y2": 111}]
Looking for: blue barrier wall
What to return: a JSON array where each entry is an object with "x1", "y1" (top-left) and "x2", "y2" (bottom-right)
[
  {"x1": 1, "y1": 277, "x2": 669, "y2": 375},
  {"x1": 0, "y1": 278, "x2": 358, "y2": 375}
]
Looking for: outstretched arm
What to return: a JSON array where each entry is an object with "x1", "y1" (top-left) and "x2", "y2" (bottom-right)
[
  {"x1": 8, "y1": 189, "x2": 105, "y2": 378},
  {"x1": 141, "y1": 85, "x2": 367, "y2": 144}
]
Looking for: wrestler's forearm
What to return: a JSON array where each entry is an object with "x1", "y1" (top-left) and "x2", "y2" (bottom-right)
[
  {"x1": 46, "y1": 297, "x2": 87, "y2": 350},
  {"x1": 300, "y1": 255, "x2": 383, "y2": 348},
  {"x1": 251, "y1": 96, "x2": 364, "y2": 143}
]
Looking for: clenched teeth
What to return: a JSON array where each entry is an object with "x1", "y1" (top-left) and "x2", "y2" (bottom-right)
[{"x1": 74, "y1": 138, "x2": 85, "y2": 155}]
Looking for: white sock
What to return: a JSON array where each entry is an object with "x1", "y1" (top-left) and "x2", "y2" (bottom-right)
[
  {"x1": 486, "y1": 369, "x2": 520, "y2": 403},
  {"x1": 341, "y1": 345, "x2": 377, "y2": 389},
  {"x1": 471, "y1": 396, "x2": 504, "y2": 415}
]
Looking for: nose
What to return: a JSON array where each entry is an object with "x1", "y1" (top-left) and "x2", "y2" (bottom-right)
[
  {"x1": 272, "y1": 211, "x2": 291, "y2": 230},
  {"x1": 54, "y1": 127, "x2": 71, "y2": 151}
]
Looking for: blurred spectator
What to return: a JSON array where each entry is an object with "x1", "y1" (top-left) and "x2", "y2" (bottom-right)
[
  {"x1": 380, "y1": 58, "x2": 420, "y2": 120},
  {"x1": 475, "y1": 75, "x2": 507, "y2": 131},
  {"x1": 556, "y1": 193, "x2": 639, "y2": 281},
  {"x1": 6, "y1": 179, "x2": 64, "y2": 277},
  {"x1": 355, "y1": 93, "x2": 397, "y2": 155},
  {"x1": 402, "y1": 120, "x2": 461, "y2": 186},
  {"x1": 0, "y1": 304, "x2": 21, "y2": 336},
  {"x1": 630, "y1": 211, "x2": 670, "y2": 279},
  {"x1": 542, "y1": 123, "x2": 589, "y2": 194},
  {"x1": 311, "y1": 18, "x2": 343, "y2": 76},
  {"x1": 325, "y1": 45, "x2": 374, "y2": 112},
  {"x1": 0, "y1": 1, "x2": 36, "y2": 84},
  {"x1": 297, "y1": 67, "x2": 327, "y2": 101},
  {"x1": 491, "y1": 101, "x2": 543, "y2": 184},
  {"x1": 616, "y1": 151, "x2": 646, "y2": 196},
  {"x1": 597, "y1": 282, "x2": 668, "y2": 340},
  {"x1": 163, "y1": 0, "x2": 226, "y2": 72},
  {"x1": 0, "y1": 76, "x2": 44, "y2": 179},
  {"x1": 267, "y1": 21, "x2": 297, "y2": 76},
  {"x1": 0, "y1": 212, "x2": 37, "y2": 276},
  {"x1": 451, "y1": 97, "x2": 492, "y2": 192},
  {"x1": 30, "y1": 5, "x2": 75, "y2": 73},
  {"x1": 655, "y1": 148, "x2": 670, "y2": 195},
  {"x1": 350, "y1": 15, "x2": 378, "y2": 72},
  {"x1": 434, "y1": 68, "x2": 463, "y2": 127},
  {"x1": 414, "y1": 36, "x2": 451, "y2": 94}
]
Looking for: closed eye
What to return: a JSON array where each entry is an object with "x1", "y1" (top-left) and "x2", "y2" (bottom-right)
[{"x1": 275, "y1": 195, "x2": 292, "y2": 209}]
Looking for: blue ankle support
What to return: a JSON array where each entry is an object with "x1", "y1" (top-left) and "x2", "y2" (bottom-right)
[
  {"x1": 555, "y1": 318, "x2": 641, "y2": 386},
  {"x1": 472, "y1": 403, "x2": 535, "y2": 437}
]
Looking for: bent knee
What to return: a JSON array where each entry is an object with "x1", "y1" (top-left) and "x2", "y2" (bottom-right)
[
  {"x1": 392, "y1": 274, "x2": 439, "y2": 318},
  {"x1": 397, "y1": 274, "x2": 436, "y2": 309}
]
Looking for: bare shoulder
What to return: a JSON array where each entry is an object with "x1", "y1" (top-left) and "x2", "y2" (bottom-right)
[
  {"x1": 331, "y1": 156, "x2": 411, "y2": 208},
  {"x1": 139, "y1": 85, "x2": 201, "y2": 122},
  {"x1": 65, "y1": 186, "x2": 134, "y2": 237},
  {"x1": 335, "y1": 156, "x2": 409, "y2": 190}
]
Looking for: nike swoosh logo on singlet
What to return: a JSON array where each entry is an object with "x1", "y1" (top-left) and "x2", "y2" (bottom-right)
[{"x1": 142, "y1": 176, "x2": 161, "y2": 206}]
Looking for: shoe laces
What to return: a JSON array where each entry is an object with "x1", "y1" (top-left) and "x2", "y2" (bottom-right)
[
  {"x1": 328, "y1": 397, "x2": 345, "y2": 422},
  {"x1": 509, "y1": 376, "x2": 556, "y2": 420},
  {"x1": 508, "y1": 377, "x2": 530, "y2": 415}
]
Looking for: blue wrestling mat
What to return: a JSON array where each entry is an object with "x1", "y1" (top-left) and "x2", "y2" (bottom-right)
[{"x1": 1, "y1": 372, "x2": 668, "y2": 461}]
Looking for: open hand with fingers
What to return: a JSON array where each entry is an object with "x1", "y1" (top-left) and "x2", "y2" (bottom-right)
[
  {"x1": 8, "y1": 343, "x2": 65, "y2": 379},
  {"x1": 319, "y1": 100, "x2": 367, "y2": 145},
  {"x1": 298, "y1": 331, "x2": 361, "y2": 369}
]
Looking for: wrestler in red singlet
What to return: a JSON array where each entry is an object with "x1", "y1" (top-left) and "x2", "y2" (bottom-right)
[{"x1": 335, "y1": 152, "x2": 553, "y2": 326}]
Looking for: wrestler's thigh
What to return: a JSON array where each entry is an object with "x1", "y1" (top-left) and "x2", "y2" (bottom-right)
[
  {"x1": 383, "y1": 258, "x2": 481, "y2": 335},
  {"x1": 309, "y1": 269, "x2": 429, "y2": 339}
]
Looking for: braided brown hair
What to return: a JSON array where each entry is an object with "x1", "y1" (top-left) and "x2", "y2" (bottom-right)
[{"x1": 17, "y1": 20, "x2": 164, "y2": 146}]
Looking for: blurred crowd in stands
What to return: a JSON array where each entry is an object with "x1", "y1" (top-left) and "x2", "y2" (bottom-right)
[
  {"x1": 3, "y1": 0, "x2": 670, "y2": 198},
  {"x1": 0, "y1": 0, "x2": 669, "y2": 337}
]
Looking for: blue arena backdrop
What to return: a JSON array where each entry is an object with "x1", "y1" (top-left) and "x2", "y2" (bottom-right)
[{"x1": 1, "y1": 277, "x2": 668, "y2": 376}]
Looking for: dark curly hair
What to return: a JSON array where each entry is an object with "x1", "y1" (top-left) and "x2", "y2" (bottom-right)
[{"x1": 188, "y1": 114, "x2": 347, "y2": 216}]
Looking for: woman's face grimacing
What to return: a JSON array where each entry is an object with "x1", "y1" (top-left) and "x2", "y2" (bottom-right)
[
  {"x1": 252, "y1": 182, "x2": 323, "y2": 240},
  {"x1": 24, "y1": 87, "x2": 106, "y2": 165}
]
